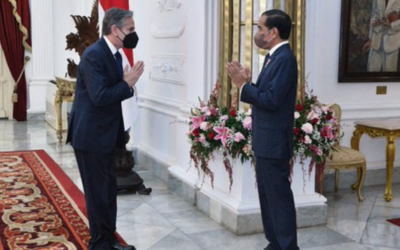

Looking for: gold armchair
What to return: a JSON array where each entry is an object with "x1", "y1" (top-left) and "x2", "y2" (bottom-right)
[{"x1": 324, "y1": 104, "x2": 366, "y2": 202}]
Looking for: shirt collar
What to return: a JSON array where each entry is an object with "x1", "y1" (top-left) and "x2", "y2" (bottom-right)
[
  {"x1": 268, "y1": 41, "x2": 289, "y2": 56},
  {"x1": 103, "y1": 36, "x2": 119, "y2": 56}
]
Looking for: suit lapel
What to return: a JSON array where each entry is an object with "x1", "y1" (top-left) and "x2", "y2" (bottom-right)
[
  {"x1": 99, "y1": 37, "x2": 121, "y2": 81},
  {"x1": 255, "y1": 44, "x2": 290, "y2": 87},
  {"x1": 386, "y1": 0, "x2": 394, "y2": 14}
]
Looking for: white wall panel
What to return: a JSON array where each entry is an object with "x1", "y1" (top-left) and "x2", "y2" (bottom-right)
[{"x1": 306, "y1": 0, "x2": 400, "y2": 170}]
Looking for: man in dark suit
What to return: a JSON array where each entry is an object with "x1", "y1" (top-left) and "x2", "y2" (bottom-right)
[
  {"x1": 66, "y1": 7, "x2": 144, "y2": 250},
  {"x1": 227, "y1": 9, "x2": 299, "y2": 250}
]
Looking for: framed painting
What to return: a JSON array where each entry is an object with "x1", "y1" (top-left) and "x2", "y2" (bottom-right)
[{"x1": 338, "y1": 0, "x2": 400, "y2": 82}]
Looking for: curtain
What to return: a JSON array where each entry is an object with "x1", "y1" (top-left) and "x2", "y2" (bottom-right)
[{"x1": 0, "y1": 0, "x2": 32, "y2": 121}]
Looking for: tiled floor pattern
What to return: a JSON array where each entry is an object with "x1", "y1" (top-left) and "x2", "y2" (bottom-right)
[{"x1": 1, "y1": 120, "x2": 400, "y2": 250}]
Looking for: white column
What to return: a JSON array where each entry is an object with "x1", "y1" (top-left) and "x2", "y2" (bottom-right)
[
  {"x1": 170, "y1": 0, "x2": 220, "y2": 202},
  {"x1": 29, "y1": 0, "x2": 54, "y2": 115},
  {"x1": 184, "y1": 0, "x2": 219, "y2": 106},
  {"x1": 185, "y1": 0, "x2": 207, "y2": 106}
]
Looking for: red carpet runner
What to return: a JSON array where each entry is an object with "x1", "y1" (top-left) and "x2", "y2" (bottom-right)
[{"x1": 0, "y1": 150, "x2": 126, "y2": 249}]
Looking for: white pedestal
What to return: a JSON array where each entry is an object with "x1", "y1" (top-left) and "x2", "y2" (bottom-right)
[{"x1": 168, "y1": 155, "x2": 327, "y2": 235}]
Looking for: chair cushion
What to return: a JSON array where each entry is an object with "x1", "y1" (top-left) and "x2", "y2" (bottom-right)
[{"x1": 326, "y1": 146, "x2": 365, "y2": 166}]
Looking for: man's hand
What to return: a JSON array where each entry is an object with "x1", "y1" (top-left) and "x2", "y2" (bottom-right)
[
  {"x1": 362, "y1": 39, "x2": 371, "y2": 54},
  {"x1": 123, "y1": 61, "x2": 145, "y2": 87},
  {"x1": 382, "y1": 19, "x2": 391, "y2": 27},
  {"x1": 226, "y1": 61, "x2": 251, "y2": 89}
]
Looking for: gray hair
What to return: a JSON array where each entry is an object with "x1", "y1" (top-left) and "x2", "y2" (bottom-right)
[{"x1": 102, "y1": 8, "x2": 133, "y2": 36}]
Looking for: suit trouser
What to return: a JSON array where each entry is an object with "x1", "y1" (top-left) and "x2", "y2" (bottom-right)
[
  {"x1": 74, "y1": 149, "x2": 118, "y2": 250},
  {"x1": 256, "y1": 157, "x2": 299, "y2": 250},
  {"x1": 368, "y1": 47, "x2": 399, "y2": 72}
]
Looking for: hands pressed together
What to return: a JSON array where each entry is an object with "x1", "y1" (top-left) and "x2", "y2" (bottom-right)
[
  {"x1": 124, "y1": 61, "x2": 145, "y2": 87},
  {"x1": 226, "y1": 61, "x2": 251, "y2": 89}
]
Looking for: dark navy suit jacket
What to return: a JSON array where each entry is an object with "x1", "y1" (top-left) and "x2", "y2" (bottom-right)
[
  {"x1": 241, "y1": 44, "x2": 297, "y2": 159},
  {"x1": 66, "y1": 37, "x2": 133, "y2": 153}
]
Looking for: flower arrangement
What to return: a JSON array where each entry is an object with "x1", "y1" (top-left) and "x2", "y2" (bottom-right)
[
  {"x1": 189, "y1": 82, "x2": 340, "y2": 192},
  {"x1": 188, "y1": 83, "x2": 254, "y2": 190},
  {"x1": 293, "y1": 87, "x2": 341, "y2": 191}
]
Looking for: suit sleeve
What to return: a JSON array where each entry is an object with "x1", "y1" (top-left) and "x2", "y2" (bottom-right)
[
  {"x1": 390, "y1": 19, "x2": 400, "y2": 32},
  {"x1": 240, "y1": 55, "x2": 296, "y2": 111},
  {"x1": 81, "y1": 50, "x2": 133, "y2": 107}
]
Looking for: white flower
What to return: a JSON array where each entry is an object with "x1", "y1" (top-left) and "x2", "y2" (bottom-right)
[
  {"x1": 294, "y1": 112, "x2": 300, "y2": 119},
  {"x1": 301, "y1": 123, "x2": 313, "y2": 134},
  {"x1": 304, "y1": 135, "x2": 312, "y2": 144},
  {"x1": 234, "y1": 132, "x2": 245, "y2": 142},
  {"x1": 200, "y1": 122, "x2": 210, "y2": 131},
  {"x1": 312, "y1": 132, "x2": 321, "y2": 140},
  {"x1": 199, "y1": 134, "x2": 206, "y2": 143}
]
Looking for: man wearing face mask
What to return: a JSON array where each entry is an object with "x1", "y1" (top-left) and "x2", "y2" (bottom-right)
[
  {"x1": 227, "y1": 9, "x2": 299, "y2": 250},
  {"x1": 67, "y1": 7, "x2": 144, "y2": 250}
]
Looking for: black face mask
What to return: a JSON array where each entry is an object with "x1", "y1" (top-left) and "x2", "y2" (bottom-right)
[{"x1": 118, "y1": 28, "x2": 139, "y2": 49}]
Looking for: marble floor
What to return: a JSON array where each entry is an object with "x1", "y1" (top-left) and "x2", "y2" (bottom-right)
[{"x1": 1, "y1": 119, "x2": 400, "y2": 250}]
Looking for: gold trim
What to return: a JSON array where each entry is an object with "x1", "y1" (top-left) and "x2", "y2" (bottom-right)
[
  {"x1": 327, "y1": 159, "x2": 366, "y2": 202},
  {"x1": 8, "y1": 0, "x2": 32, "y2": 52},
  {"x1": 54, "y1": 77, "x2": 76, "y2": 140},
  {"x1": 244, "y1": 0, "x2": 253, "y2": 70},
  {"x1": 273, "y1": 0, "x2": 281, "y2": 10},
  {"x1": 239, "y1": 21, "x2": 258, "y2": 25},
  {"x1": 351, "y1": 124, "x2": 400, "y2": 202},
  {"x1": 258, "y1": 0, "x2": 268, "y2": 59},
  {"x1": 285, "y1": 0, "x2": 292, "y2": 13},
  {"x1": 232, "y1": 0, "x2": 241, "y2": 62},
  {"x1": 230, "y1": 0, "x2": 241, "y2": 109},
  {"x1": 219, "y1": 0, "x2": 306, "y2": 108},
  {"x1": 241, "y1": 0, "x2": 253, "y2": 111},
  {"x1": 220, "y1": 0, "x2": 232, "y2": 108},
  {"x1": 294, "y1": 0, "x2": 306, "y2": 103}
]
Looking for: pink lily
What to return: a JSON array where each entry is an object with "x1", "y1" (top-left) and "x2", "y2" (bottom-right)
[
  {"x1": 214, "y1": 122, "x2": 232, "y2": 147},
  {"x1": 191, "y1": 115, "x2": 206, "y2": 130}
]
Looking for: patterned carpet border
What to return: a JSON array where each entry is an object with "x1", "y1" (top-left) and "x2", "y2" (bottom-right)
[{"x1": 0, "y1": 150, "x2": 125, "y2": 250}]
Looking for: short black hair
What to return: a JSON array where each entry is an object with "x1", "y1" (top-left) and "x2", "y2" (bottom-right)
[{"x1": 262, "y1": 9, "x2": 292, "y2": 40}]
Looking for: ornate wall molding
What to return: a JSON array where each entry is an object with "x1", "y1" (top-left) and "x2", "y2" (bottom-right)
[
  {"x1": 151, "y1": 0, "x2": 186, "y2": 38},
  {"x1": 150, "y1": 54, "x2": 185, "y2": 85},
  {"x1": 157, "y1": 0, "x2": 181, "y2": 12},
  {"x1": 151, "y1": 25, "x2": 185, "y2": 38},
  {"x1": 340, "y1": 103, "x2": 400, "y2": 121}
]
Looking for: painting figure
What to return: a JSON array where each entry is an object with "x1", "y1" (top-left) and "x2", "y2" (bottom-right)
[{"x1": 363, "y1": 0, "x2": 400, "y2": 72}]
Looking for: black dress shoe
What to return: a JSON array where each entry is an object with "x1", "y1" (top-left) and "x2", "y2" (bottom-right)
[{"x1": 110, "y1": 241, "x2": 136, "y2": 250}]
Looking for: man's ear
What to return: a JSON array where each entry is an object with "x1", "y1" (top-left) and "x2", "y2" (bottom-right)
[
  {"x1": 272, "y1": 27, "x2": 280, "y2": 39},
  {"x1": 111, "y1": 25, "x2": 118, "y2": 36}
]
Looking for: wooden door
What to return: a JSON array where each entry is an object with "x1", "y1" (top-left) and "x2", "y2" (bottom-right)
[{"x1": 0, "y1": 45, "x2": 14, "y2": 119}]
